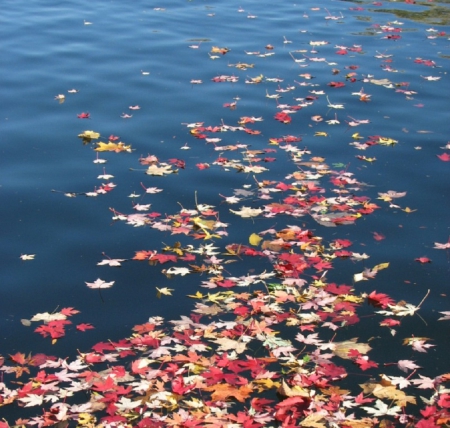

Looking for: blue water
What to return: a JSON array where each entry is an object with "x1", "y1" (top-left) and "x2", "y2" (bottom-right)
[{"x1": 0, "y1": 0, "x2": 449, "y2": 420}]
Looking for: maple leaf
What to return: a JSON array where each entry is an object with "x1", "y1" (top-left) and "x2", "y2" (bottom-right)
[
  {"x1": 361, "y1": 399, "x2": 401, "y2": 417},
  {"x1": 164, "y1": 266, "x2": 191, "y2": 276},
  {"x1": 437, "y1": 153, "x2": 450, "y2": 161},
  {"x1": 438, "y1": 311, "x2": 450, "y2": 321},
  {"x1": 20, "y1": 254, "x2": 35, "y2": 260},
  {"x1": 230, "y1": 206, "x2": 263, "y2": 218},
  {"x1": 78, "y1": 130, "x2": 100, "y2": 140},
  {"x1": 368, "y1": 291, "x2": 394, "y2": 308},
  {"x1": 77, "y1": 112, "x2": 90, "y2": 119},
  {"x1": 204, "y1": 383, "x2": 253, "y2": 403},
  {"x1": 95, "y1": 142, "x2": 132, "y2": 153},
  {"x1": 434, "y1": 241, "x2": 450, "y2": 249},
  {"x1": 146, "y1": 163, "x2": 176, "y2": 175},
  {"x1": 85, "y1": 278, "x2": 115, "y2": 289},
  {"x1": 415, "y1": 257, "x2": 431, "y2": 263},
  {"x1": 332, "y1": 338, "x2": 371, "y2": 359},
  {"x1": 76, "y1": 323, "x2": 94, "y2": 331},
  {"x1": 212, "y1": 337, "x2": 247, "y2": 354},
  {"x1": 411, "y1": 339, "x2": 435, "y2": 353},
  {"x1": 372, "y1": 232, "x2": 385, "y2": 241},
  {"x1": 411, "y1": 375, "x2": 436, "y2": 389},
  {"x1": 398, "y1": 359, "x2": 422, "y2": 373},
  {"x1": 97, "y1": 258, "x2": 126, "y2": 266},
  {"x1": 18, "y1": 393, "x2": 44, "y2": 407},
  {"x1": 9, "y1": 352, "x2": 28, "y2": 365},
  {"x1": 156, "y1": 287, "x2": 174, "y2": 298},
  {"x1": 30, "y1": 311, "x2": 67, "y2": 322}
]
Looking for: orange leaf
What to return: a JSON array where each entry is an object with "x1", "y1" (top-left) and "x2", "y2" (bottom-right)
[{"x1": 204, "y1": 383, "x2": 253, "y2": 403}]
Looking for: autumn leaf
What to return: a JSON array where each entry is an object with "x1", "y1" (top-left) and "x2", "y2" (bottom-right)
[
  {"x1": 85, "y1": 278, "x2": 115, "y2": 289},
  {"x1": 30, "y1": 311, "x2": 67, "y2": 322},
  {"x1": 146, "y1": 164, "x2": 176, "y2": 175},
  {"x1": 230, "y1": 206, "x2": 263, "y2": 218},
  {"x1": 95, "y1": 142, "x2": 132, "y2": 153},
  {"x1": 78, "y1": 130, "x2": 100, "y2": 141},
  {"x1": 332, "y1": 338, "x2": 371, "y2": 359},
  {"x1": 249, "y1": 233, "x2": 263, "y2": 246},
  {"x1": 76, "y1": 323, "x2": 94, "y2": 332},
  {"x1": 97, "y1": 258, "x2": 126, "y2": 266},
  {"x1": 361, "y1": 399, "x2": 402, "y2": 417},
  {"x1": 204, "y1": 383, "x2": 253, "y2": 402},
  {"x1": 164, "y1": 267, "x2": 191, "y2": 276},
  {"x1": 156, "y1": 287, "x2": 174, "y2": 298}
]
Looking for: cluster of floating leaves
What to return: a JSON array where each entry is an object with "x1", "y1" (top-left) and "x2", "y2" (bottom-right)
[{"x1": 5, "y1": 3, "x2": 450, "y2": 428}]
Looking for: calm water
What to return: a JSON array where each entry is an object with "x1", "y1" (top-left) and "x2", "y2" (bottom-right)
[{"x1": 1, "y1": 0, "x2": 449, "y2": 421}]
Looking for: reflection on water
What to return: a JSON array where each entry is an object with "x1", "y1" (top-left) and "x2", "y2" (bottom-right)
[{"x1": 0, "y1": 0, "x2": 449, "y2": 423}]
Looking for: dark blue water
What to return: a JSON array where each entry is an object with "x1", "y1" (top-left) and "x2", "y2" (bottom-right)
[{"x1": 1, "y1": 0, "x2": 449, "y2": 422}]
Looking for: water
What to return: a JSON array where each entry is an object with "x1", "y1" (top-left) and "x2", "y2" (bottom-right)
[{"x1": 0, "y1": 0, "x2": 449, "y2": 424}]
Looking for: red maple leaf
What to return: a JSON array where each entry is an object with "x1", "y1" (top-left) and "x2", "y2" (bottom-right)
[
  {"x1": 168, "y1": 158, "x2": 186, "y2": 169},
  {"x1": 325, "y1": 283, "x2": 353, "y2": 295},
  {"x1": 217, "y1": 279, "x2": 237, "y2": 288},
  {"x1": 328, "y1": 81, "x2": 345, "y2": 88},
  {"x1": 77, "y1": 112, "x2": 90, "y2": 119},
  {"x1": 60, "y1": 307, "x2": 80, "y2": 316},
  {"x1": 354, "y1": 392, "x2": 375, "y2": 404},
  {"x1": 437, "y1": 153, "x2": 450, "y2": 161},
  {"x1": 438, "y1": 393, "x2": 450, "y2": 408},
  {"x1": 335, "y1": 250, "x2": 353, "y2": 257},
  {"x1": 149, "y1": 253, "x2": 177, "y2": 264},
  {"x1": 35, "y1": 320, "x2": 71, "y2": 339},
  {"x1": 133, "y1": 250, "x2": 154, "y2": 260},
  {"x1": 92, "y1": 376, "x2": 117, "y2": 392},
  {"x1": 274, "y1": 112, "x2": 292, "y2": 123},
  {"x1": 196, "y1": 163, "x2": 210, "y2": 170},
  {"x1": 76, "y1": 323, "x2": 94, "y2": 332},
  {"x1": 380, "y1": 318, "x2": 401, "y2": 327},
  {"x1": 368, "y1": 290, "x2": 394, "y2": 308},
  {"x1": 355, "y1": 356, "x2": 378, "y2": 371},
  {"x1": 373, "y1": 232, "x2": 385, "y2": 241},
  {"x1": 415, "y1": 257, "x2": 432, "y2": 263},
  {"x1": 172, "y1": 375, "x2": 196, "y2": 395},
  {"x1": 332, "y1": 239, "x2": 352, "y2": 248},
  {"x1": 9, "y1": 352, "x2": 27, "y2": 365},
  {"x1": 420, "y1": 406, "x2": 437, "y2": 418}
]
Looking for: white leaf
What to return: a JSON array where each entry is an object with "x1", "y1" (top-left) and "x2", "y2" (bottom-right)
[{"x1": 85, "y1": 278, "x2": 115, "y2": 289}]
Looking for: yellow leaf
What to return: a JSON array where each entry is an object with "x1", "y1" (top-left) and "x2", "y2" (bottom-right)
[
  {"x1": 156, "y1": 287, "x2": 174, "y2": 298},
  {"x1": 333, "y1": 338, "x2": 371, "y2": 359},
  {"x1": 77, "y1": 413, "x2": 96, "y2": 426},
  {"x1": 95, "y1": 141, "x2": 132, "y2": 153},
  {"x1": 252, "y1": 378, "x2": 281, "y2": 392},
  {"x1": 373, "y1": 262, "x2": 389, "y2": 271},
  {"x1": 314, "y1": 131, "x2": 328, "y2": 137},
  {"x1": 378, "y1": 137, "x2": 398, "y2": 146},
  {"x1": 342, "y1": 294, "x2": 364, "y2": 303},
  {"x1": 192, "y1": 217, "x2": 215, "y2": 231},
  {"x1": 402, "y1": 207, "x2": 417, "y2": 213},
  {"x1": 352, "y1": 132, "x2": 363, "y2": 140},
  {"x1": 249, "y1": 233, "x2": 263, "y2": 246},
  {"x1": 78, "y1": 130, "x2": 100, "y2": 140},
  {"x1": 187, "y1": 291, "x2": 205, "y2": 299}
]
